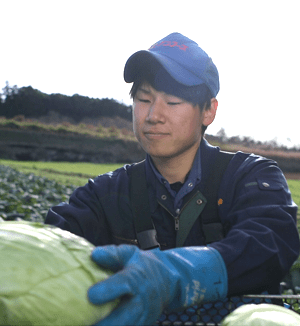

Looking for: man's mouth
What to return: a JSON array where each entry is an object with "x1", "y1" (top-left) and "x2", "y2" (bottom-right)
[{"x1": 144, "y1": 132, "x2": 169, "y2": 140}]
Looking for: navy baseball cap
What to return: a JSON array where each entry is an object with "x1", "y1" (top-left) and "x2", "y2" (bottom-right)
[{"x1": 124, "y1": 32, "x2": 219, "y2": 97}]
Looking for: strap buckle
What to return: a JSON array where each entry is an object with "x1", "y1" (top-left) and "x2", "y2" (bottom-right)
[{"x1": 137, "y1": 229, "x2": 160, "y2": 250}]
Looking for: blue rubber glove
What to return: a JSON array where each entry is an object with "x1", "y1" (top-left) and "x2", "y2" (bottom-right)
[{"x1": 88, "y1": 244, "x2": 227, "y2": 326}]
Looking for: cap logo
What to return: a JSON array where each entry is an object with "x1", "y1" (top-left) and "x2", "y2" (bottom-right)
[{"x1": 149, "y1": 40, "x2": 188, "y2": 52}]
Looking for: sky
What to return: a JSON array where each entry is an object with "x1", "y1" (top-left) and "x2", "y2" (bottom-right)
[{"x1": 1, "y1": 0, "x2": 300, "y2": 147}]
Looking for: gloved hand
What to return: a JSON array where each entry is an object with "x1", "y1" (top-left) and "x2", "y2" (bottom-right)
[{"x1": 88, "y1": 244, "x2": 228, "y2": 326}]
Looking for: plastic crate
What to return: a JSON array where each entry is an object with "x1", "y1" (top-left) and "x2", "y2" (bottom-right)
[{"x1": 155, "y1": 294, "x2": 300, "y2": 326}]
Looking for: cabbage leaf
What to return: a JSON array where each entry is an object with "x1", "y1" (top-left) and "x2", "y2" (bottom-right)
[
  {"x1": 221, "y1": 303, "x2": 300, "y2": 325},
  {"x1": 0, "y1": 221, "x2": 118, "y2": 326}
]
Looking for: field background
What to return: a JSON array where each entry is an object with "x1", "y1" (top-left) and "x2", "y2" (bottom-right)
[
  {"x1": 1, "y1": 159, "x2": 299, "y2": 230},
  {"x1": 1, "y1": 117, "x2": 300, "y2": 170},
  {"x1": 0, "y1": 159, "x2": 124, "y2": 186}
]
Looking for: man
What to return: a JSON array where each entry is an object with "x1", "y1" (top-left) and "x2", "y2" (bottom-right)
[{"x1": 45, "y1": 33, "x2": 299, "y2": 325}]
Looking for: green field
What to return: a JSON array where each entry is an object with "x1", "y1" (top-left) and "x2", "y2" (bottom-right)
[
  {"x1": 287, "y1": 179, "x2": 300, "y2": 208},
  {"x1": 1, "y1": 159, "x2": 299, "y2": 210},
  {"x1": 1, "y1": 159, "x2": 299, "y2": 201},
  {"x1": 0, "y1": 160, "x2": 124, "y2": 186}
]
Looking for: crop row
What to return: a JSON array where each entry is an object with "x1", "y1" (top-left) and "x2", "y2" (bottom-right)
[{"x1": 0, "y1": 165, "x2": 77, "y2": 222}]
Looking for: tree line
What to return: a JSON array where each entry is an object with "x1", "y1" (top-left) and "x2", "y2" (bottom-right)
[{"x1": 0, "y1": 82, "x2": 132, "y2": 122}]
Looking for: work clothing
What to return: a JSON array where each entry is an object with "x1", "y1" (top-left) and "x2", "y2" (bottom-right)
[{"x1": 45, "y1": 138, "x2": 299, "y2": 323}]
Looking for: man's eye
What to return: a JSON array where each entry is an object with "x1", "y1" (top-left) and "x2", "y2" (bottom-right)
[
  {"x1": 138, "y1": 98, "x2": 150, "y2": 103},
  {"x1": 168, "y1": 102, "x2": 181, "y2": 106}
]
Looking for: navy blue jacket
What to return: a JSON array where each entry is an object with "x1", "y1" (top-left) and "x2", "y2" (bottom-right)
[{"x1": 45, "y1": 139, "x2": 299, "y2": 297}]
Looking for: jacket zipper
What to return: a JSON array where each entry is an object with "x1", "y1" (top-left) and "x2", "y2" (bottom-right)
[
  {"x1": 158, "y1": 191, "x2": 200, "y2": 231},
  {"x1": 158, "y1": 202, "x2": 179, "y2": 230},
  {"x1": 174, "y1": 208, "x2": 180, "y2": 230},
  {"x1": 113, "y1": 234, "x2": 138, "y2": 245}
]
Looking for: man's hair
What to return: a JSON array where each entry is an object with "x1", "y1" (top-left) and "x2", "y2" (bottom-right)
[{"x1": 129, "y1": 66, "x2": 213, "y2": 136}]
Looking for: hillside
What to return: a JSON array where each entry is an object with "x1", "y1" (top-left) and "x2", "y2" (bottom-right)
[
  {"x1": 205, "y1": 134, "x2": 300, "y2": 174},
  {"x1": 1, "y1": 116, "x2": 300, "y2": 174},
  {"x1": 0, "y1": 117, "x2": 143, "y2": 163}
]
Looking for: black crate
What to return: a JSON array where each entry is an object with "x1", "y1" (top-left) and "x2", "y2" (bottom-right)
[{"x1": 156, "y1": 294, "x2": 300, "y2": 326}]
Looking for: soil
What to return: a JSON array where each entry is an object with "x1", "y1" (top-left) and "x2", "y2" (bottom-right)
[{"x1": 284, "y1": 173, "x2": 300, "y2": 180}]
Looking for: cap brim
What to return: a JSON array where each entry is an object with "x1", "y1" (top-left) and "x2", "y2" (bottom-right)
[{"x1": 124, "y1": 50, "x2": 205, "y2": 86}]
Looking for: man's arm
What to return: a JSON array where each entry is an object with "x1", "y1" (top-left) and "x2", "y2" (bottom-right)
[
  {"x1": 45, "y1": 178, "x2": 113, "y2": 246},
  {"x1": 212, "y1": 154, "x2": 299, "y2": 295}
]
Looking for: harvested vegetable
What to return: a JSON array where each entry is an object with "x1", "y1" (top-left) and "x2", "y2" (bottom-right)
[
  {"x1": 0, "y1": 221, "x2": 118, "y2": 326},
  {"x1": 221, "y1": 303, "x2": 300, "y2": 325}
]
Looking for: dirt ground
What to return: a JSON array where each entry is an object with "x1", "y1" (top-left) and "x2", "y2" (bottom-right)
[{"x1": 284, "y1": 173, "x2": 300, "y2": 180}]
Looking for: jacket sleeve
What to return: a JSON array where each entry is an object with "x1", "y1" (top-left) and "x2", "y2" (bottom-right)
[
  {"x1": 45, "y1": 178, "x2": 113, "y2": 246},
  {"x1": 210, "y1": 153, "x2": 299, "y2": 296}
]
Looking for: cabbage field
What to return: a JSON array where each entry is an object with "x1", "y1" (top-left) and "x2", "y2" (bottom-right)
[
  {"x1": 0, "y1": 160, "x2": 299, "y2": 225},
  {"x1": 0, "y1": 160, "x2": 124, "y2": 186},
  {"x1": 0, "y1": 164, "x2": 77, "y2": 222}
]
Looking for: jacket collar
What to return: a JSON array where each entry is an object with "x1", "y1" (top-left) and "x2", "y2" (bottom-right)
[{"x1": 145, "y1": 138, "x2": 219, "y2": 215}]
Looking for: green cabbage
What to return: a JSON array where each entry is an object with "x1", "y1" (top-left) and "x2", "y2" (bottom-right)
[
  {"x1": 0, "y1": 221, "x2": 118, "y2": 326},
  {"x1": 221, "y1": 303, "x2": 300, "y2": 325}
]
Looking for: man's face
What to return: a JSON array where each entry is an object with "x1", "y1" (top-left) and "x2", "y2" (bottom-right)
[{"x1": 132, "y1": 83, "x2": 211, "y2": 161}]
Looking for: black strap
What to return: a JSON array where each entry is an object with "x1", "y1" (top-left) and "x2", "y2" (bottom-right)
[
  {"x1": 130, "y1": 160, "x2": 160, "y2": 250},
  {"x1": 201, "y1": 151, "x2": 234, "y2": 243},
  {"x1": 130, "y1": 150, "x2": 234, "y2": 248}
]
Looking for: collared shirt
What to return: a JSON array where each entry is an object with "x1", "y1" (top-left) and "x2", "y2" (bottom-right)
[{"x1": 147, "y1": 145, "x2": 202, "y2": 211}]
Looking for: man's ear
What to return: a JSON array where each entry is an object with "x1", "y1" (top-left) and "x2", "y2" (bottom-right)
[{"x1": 203, "y1": 98, "x2": 218, "y2": 127}]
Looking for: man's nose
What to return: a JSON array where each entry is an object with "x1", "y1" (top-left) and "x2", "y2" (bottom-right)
[{"x1": 146, "y1": 99, "x2": 165, "y2": 124}]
